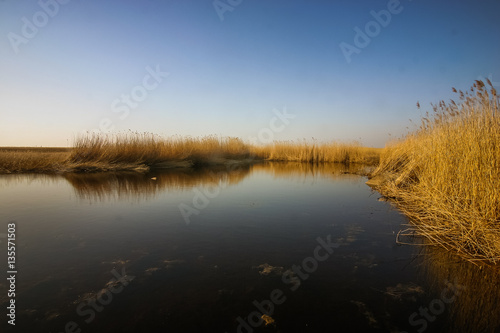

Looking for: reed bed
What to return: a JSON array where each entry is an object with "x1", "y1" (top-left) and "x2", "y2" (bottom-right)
[
  {"x1": 1, "y1": 133, "x2": 380, "y2": 173},
  {"x1": 0, "y1": 149, "x2": 70, "y2": 173},
  {"x1": 252, "y1": 141, "x2": 381, "y2": 165},
  {"x1": 371, "y1": 80, "x2": 500, "y2": 263},
  {"x1": 67, "y1": 132, "x2": 252, "y2": 171}
]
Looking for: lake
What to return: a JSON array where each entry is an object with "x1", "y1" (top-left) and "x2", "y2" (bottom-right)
[{"x1": 1, "y1": 162, "x2": 498, "y2": 333}]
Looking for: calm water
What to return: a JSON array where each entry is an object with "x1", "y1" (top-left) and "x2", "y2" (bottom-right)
[{"x1": 0, "y1": 163, "x2": 498, "y2": 333}]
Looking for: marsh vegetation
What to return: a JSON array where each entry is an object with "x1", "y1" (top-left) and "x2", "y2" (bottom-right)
[
  {"x1": 0, "y1": 135, "x2": 380, "y2": 173},
  {"x1": 370, "y1": 80, "x2": 500, "y2": 263},
  {"x1": 1, "y1": 81, "x2": 498, "y2": 266}
]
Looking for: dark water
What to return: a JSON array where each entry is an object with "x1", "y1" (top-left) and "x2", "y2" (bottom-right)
[{"x1": 0, "y1": 163, "x2": 498, "y2": 333}]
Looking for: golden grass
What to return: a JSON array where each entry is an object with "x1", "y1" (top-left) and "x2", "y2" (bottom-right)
[
  {"x1": 0, "y1": 149, "x2": 70, "y2": 173},
  {"x1": 0, "y1": 133, "x2": 380, "y2": 173},
  {"x1": 251, "y1": 140, "x2": 381, "y2": 165},
  {"x1": 66, "y1": 133, "x2": 253, "y2": 171},
  {"x1": 370, "y1": 80, "x2": 500, "y2": 263}
]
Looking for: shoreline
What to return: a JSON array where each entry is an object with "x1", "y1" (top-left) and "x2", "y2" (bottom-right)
[
  {"x1": 0, "y1": 141, "x2": 382, "y2": 175},
  {"x1": 0, "y1": 155, "x2": 376, "y2": 175}
]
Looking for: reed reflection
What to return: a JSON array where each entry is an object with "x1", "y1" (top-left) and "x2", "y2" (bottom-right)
[
  {"x1": 252, "y1": 161, "x2": 372, "y2": 181},
  {"x1": 64, "y1": 165, "x2": 252, "y2": 201},
  {"x1": 417, "y1": 243, "x2": 500, "y2": 332},
  {"x1": 64, "y1": 162, "x2": 372, "y2": 201},
  {"x1": 0, "y1": 174, "x2": 62, "y2": 188}
]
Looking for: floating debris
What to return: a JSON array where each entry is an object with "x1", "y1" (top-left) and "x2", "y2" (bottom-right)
[
  {"x1": 350, "y1": 301, "x2": 378, "y2": 328},
  {"x1": 254, "y1": 263, "x2": 284, "y2": 276},
  {"x1": 384, "y1": 283, "x2": 424, "y2": 302},
  {"x1": 145, "y1": 267, "x2": 159, "y2": 275},
  {"x1": 261, "y1": 314, "x2": 275, "y2": 326}
]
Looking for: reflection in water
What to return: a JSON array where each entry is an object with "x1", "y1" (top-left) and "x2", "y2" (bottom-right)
[
  {"x1": 64, "y1": 164, "x2": 251, "y2": 201},
  {"x1": 64, "y1": 162, "x2": 370, "y2": 201},
  {"x1": 0, "y1": 173, "x2": 61, "y2": 187},
  {"x1": 253, "y1": 161, "x2": 371, "y2": 181},
  {"x1": 417, "y1": 243, "x2": 500, "y2": 333},
  {"x1": 1, "y1": 163, "x2": 499, "y2": 332}
]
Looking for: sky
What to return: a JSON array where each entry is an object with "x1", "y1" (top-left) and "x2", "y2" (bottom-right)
[{"x1": 1, "y1": 0, "x2": 499, "y2": 147}]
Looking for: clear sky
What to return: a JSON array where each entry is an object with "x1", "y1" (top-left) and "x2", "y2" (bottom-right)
[{"x1": 1, "y1": 0, "x2": 499, "y2": 147}]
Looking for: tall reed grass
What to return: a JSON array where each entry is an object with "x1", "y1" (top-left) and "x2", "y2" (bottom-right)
[
  {"x1": 1, "y1": 134, "x2": 380, "y2": 174},
  {"x1": 67, "y1": 133, "x2": 380, "y2": 171},
  {"x1": 371, "y1": 80, "x2": 500, "y2": 263},
  {"x1": 67, "y1": 132, "x2": 252, "y2": 171},
  {"x1": 252, "y1": 140, "x2": 381, "y2": 165},
  {"x1": 0, "y1": 149, "x2": 70, "y2": 173}
]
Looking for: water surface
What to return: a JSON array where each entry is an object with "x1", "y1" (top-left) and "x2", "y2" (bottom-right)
[{"x1": 0, "y1": 163, "x2": 498, "y2": 332}]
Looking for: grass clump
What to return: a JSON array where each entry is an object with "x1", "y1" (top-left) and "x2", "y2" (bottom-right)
[
  {"x1": 67, "y1": 132, "x2": 252, "y2": 171},
  {"x1": 252, "y1": 140, "x2": 381, "y2": 165},
  {"x1": 0, "y1": 148, "x2": 70, "y2": 173},
  {"x1": 371, "y1": 80, "x2": 500, "y2": 263},
  {"x1": 64, "y1": 133, "x2": 381, "y2": 172},
  {"x1": 1, "y1": 134, "x2": 381, "y2": 174}
]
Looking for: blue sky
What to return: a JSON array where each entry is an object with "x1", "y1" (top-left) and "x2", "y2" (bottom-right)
[{"x1": 1, "y1": 0, "x2": 499, "y2": 147}]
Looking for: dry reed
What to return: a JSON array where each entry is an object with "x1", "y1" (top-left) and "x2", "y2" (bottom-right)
[
  {"x1": 252, "y1": 140, "x2": 381, "y2": 164},
  {"x1": 1, "y1": 133, "x2": 380, "y2": 173},
  {"x1": 66, "y1": 132, "x2": 252, "y2": 171},
  {"x1": 371, "y1": 80, "x2": 500, "y2": 263},
  {"x1": 0, "y1": 149, "x2": 70, "y2": 173}
]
